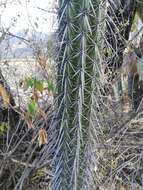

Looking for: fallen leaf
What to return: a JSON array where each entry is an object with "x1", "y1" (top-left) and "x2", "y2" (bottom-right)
[
  {"x1": 38, "y1": 128, "x2": 48, "y2": 147},
  {"x1": 24, "y1": 112, "x2": 34, "y2": 129},
  {"x1": 0, "y1": 84, "x2": 10, "y2": 108},
  {"x1": 27, "y1": 120, "x2": 34, "y2": 129},
  {"x1": 37, "y1": 107, "x2": 47, "y2": 119}
]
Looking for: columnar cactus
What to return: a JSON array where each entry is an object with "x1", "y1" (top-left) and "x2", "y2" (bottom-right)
[{"x1": 51, "y1": 0, "x2": 101, "y2": 189}]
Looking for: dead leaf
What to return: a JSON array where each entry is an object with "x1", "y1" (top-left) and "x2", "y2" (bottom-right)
[
  {"x1": 38, "y1": 128, "x2": 48, "y2": 147},
  {"x1": 37, "y1": 107, "x2": 47, "y2": 119},
  {"x1": 23, "y1": 112, "x2": 34, "y2": 129},
  {"x1": 27, "y1": 120, "x2": 34, "y2": 129},
  {"x1": 0, "y1": 84, "x2": 10, "y2": 108}
]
